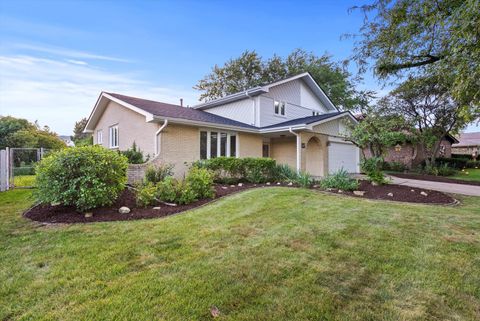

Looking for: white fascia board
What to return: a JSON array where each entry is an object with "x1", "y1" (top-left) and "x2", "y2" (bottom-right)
[
  {"x1": 262, "y1": 72, "x2": 310, "y2": 89},
  {"x1": 151, "y1": 116, "x2": 259, "y2": 133},
  {"x1": 83, "y1": 92, "x2": 106, "y2": 133},
  {"x1": 259, "y1": 125, "x2": 307, "y2": 134}
]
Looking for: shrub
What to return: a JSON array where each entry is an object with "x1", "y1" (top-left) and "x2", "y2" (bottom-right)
[
  {"x1": 437, "y1": 163, "x2": 456, "y2": 176},
  {"x1": 185, "y1": 167, "x2": 215, "y2": 199},
  {"x1": 144, "y1": 163, "x2": 174, "y2": 184},
  {"x1": 320, "y1": 169, "x2": 359, "y2": 191},
  {"x1": 272, "y1": 164, "x2": 298, "y2": 182},
  {"x1": 35, "y1": 145, "x2": 128, "y2": 212},
  {"x1": 436, "y1": 157, "x2": 468, "y2": 169},
  {"x1": 156, "y1": 176, "x2": 178, "y2": 203},
  {"x1": 176, "y1": 181, "x2": 198, "y2": 205},
  {"x1": 466, "y1": 160, "x2": 479, "y2": 169},
  {"x1": 121, "y1": 142, "x2": 146, "y2": 164},
  {"x1": 135, "y1": 183, "x2": 157, "y2": 207},
  {"x1": 382, "y1": 161, "x2": 406, "y2": 172},
  {"x1": 361, "y1": 157, "x2": 387, "y2": 185},
  {"x1": 296, "y1": 171, "x2": 313, "y2": 188}
]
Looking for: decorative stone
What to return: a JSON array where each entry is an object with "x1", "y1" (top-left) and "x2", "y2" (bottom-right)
[
  {"x1": 338, "y1": 189, "x2": 343, "y2": 193},
  {"x1": 84, "y1": 212, "x2": 93, "y2": 218},
  {"x1": 313, "y1": 185, "x2": 319, "y2": 188},
  {"x1": 221, "y1": 186, "x2": 228, "y2": 189},
  {"x1": 353, "y1": 190, "x2": 366, "y2": 196},
  {"x1": 266, "y1": 182, "x2": 271, "y2": 185},
  {"x1": 153, "y1": 207, "x2": 161, "y2": 210},
  {"x1": 371, "y1": 181, "x2": 379, "y2": 186},
  {"x1": 420, "y1": 191, "x2": 428, "y2": 196},
  {"x1": 411, "y1": 189, "x2": 415, "y2": 192},
  {"x1": 238, "y1": 183, "x2": 243, "y2": 187},
  {"x1": 230, "y1": 185, "x2": 235, "y2": 187},
  {"x1": 118, "y1": 206, "x2": 130, "y2": 214},
  {"x1": 277, "y1": 182, "x2": 281, "y2": 185},
  {"x1": 387, "y1": 192, "x2": 394, "y2": 197},
  {"x1": 287, "y1": 182, "x2": 293, "y2": 186},
  {"x1": 326, "y1": 188, "x2": 334, "y2": 191}
]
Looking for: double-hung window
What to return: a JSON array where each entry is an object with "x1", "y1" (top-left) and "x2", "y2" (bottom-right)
[
  {"x1": 200, "y1": 130, "x2": 236, "y2": 159},
  {"x1": 109, "y1": 125, "x2": 119, "y2": 148},
  {"x1": 274, "y1": 100, "x2": 286, "y2": 116},
  {"x1": 97, "y1": 130, "x2": 103, "y2": 144}
]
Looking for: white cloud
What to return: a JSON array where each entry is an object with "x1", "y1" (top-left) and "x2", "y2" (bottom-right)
[{"x1": 0, "y1": 55, "x2": 199, "y2": 135}]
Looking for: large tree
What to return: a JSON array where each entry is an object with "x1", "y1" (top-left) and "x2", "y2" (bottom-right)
[
  {"x1": 349, "y1": 0, "x2": 480, "y2": 108},
  {"x1": 380, "y1": 76, "x2": 475, "y2": 165},
  {"x1": 195, "y1": 49, "x2": 369, "y2": 110}
]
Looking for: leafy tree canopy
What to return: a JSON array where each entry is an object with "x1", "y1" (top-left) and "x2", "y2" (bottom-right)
[
  {"x1": 350, "y1": 0, "x2": 480, "y2": 108},
  {"x1": 72, "y1": 117, "x2": 90, "y2": 142},
  {"x1": 0, "y1": 116, "x2": 66, "y2": 149},
  {"x1": 195, "y1": 49, "x2": 370, "y2": 110}
]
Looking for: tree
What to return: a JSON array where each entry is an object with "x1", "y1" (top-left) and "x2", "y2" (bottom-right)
[
  {"x1": 73, "y1": 117, "x2": 89, "y2": 141},
  {"x1": 195, "y1": 49, "x2": 369, "y2": 110},
  {"x1": 380, "y1": 76, "x2": 475, "y2": 165},
  {"x1": 349, "y1": 0, "x2": 480, "y2": 108},
  {"x1": 0, "y1": 116, "x2": 34, "y2": 149}
]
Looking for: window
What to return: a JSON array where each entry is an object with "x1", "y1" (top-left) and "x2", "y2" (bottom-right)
[
  {"x1": 274, "y1": 100, "x2": 285, "y2": 116},
  {"x1": 97, "y1": 130, "x2": 103, "y2": 144},
  {"x1": 262, "y1": 143, "x2": 270, "y2": 158},
  {"x1": 109, "y1": 125, "x2": 119, "y2": 148},
  {"x1": 200, "y1": 131, "x2": 236, "y2": 159},
  {"x1": 312, "y1": 111, "x2": 320, "y2": 116}
]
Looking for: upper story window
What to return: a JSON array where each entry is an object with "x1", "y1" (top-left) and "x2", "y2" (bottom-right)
[
  {"x1": 274, "y1": 100, "x2": 285, "y2": 116},
  {"x1": 109, "y1": 125, "x2": 119, "y2": 148},
  {"x1": 200, "y1": 130, "x2": 236, "y2": 159},
  {"x1": 312, "y1": 111, "x2": 321, "y2": 116},
  {"x1": 97, "y1": 130, "x2": 103, "y2": 144}
]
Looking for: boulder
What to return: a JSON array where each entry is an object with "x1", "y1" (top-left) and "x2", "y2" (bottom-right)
[
  {"x1": 287, "y1": 182, "x2": 293, "y2": 186},
  {"x1": 266, "y1": 182, "x2": 271, "y2": 185},
  {"x1": 387, "y1": 192, "x2": 394, "y2": 197},
  {"x1": 221, "y1": 186, "x2": 228, "y2": 189},
  {"x1": 420, "y1": 191, "x2": 428, "y2": 196},
  {"x1": 353, "y1": 190, "x2": 366, "y2": 196},
  {"x1": 84, "y1": 212, "x2": 93, "y2": 218},
  {"x1": 153, "y1": 207, "x2": 161, "y2": 210},
  {"x1": 238, "y1": 183, "x2": 243, "y2": 187},
  {"x1": 118, "y1": 206, "x2": 130, "y2": 214}
]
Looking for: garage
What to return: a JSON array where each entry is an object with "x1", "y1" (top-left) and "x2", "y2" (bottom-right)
[{"x1": 328, "y1": 141, "x2": 360, "y2": 174}]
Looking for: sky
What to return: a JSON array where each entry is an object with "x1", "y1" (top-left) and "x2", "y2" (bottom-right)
[{"x1": 0, "y1": 0, "x2": 478, "y2": 135}]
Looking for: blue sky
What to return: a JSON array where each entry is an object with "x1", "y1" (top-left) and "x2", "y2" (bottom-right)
[{"x1": 0, "y1": 0, "x2": 477, "y2": 134}]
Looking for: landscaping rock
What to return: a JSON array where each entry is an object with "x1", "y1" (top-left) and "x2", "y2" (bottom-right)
[
  {"x1": 420, "y1": 191, "x2": 428, "y2": 196},
  {"x1": 338, "y1": 189, "x2": 343, "y2": 193},
  {"x1": 118, "y1": 206, "x2": 130, "y2": 214},
  {"x1": 353, "y1": 190, "x2": 366, "y2": 196},
  {"x1": 313, "y1": 185, "x2": 319, "y2": 188},
  {"x1": 230, "y1": 185, "x2": 235, "y2": 187},
  {"x1": 387, "y1": 192, "x2": 394, "y2": 197},
  {"x1": 287, "y1": 182, "x2": 293, "y2": 186},
  {"x1": 371, "y1": 181, "x2": 380, "y2": 186},
  {"x1": 277, "y1": 182, "x2": 281, "y2": 185},
  {"x1": 238, "y1": 183, "x2": 243, "y2": 187},
  {"x1": 221, "y1": 186, "x2": 228, "y2": 189},
  {"x1": 84, "y1": 212, "x2": 93, "y2": 218},
  {"x1": 153, "y1": 207, "x2": 161, "y2": 210},
  {"x1": 411, "y1": 189, "x2": 415, "y2": 192},
  {"x1": 266, "y1": 182, "x2": 271, "y2": 185}
]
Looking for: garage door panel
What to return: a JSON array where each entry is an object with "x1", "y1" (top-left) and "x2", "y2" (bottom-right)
[{"x1": 328, "y1": 142, "x2": 359, "y2": 174}]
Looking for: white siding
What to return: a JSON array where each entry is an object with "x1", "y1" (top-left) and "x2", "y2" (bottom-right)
[
  {"x1": 300, "y1": 81, "x2": 328, "y2": 113},
  {"x1": 203, "y1": 98, "x2": 255, "y2": 126},
  {"x1": 263, "y1": 79, "x2": 301, "y2": 105},
  {"x1": 258, "y1": 95, "x2": 312, "y2": 127}
]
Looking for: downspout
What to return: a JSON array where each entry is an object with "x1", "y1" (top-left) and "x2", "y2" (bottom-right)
[
  {"x1": 289, "y1": 127, "x2": 301, "y2": 173},
  {"x1": 154, "y1": 119, "x2": 168, "y2": 156}
]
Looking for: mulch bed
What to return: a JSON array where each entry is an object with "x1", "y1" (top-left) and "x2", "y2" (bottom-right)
[
  {"x1": 390, "y1": 172, "x2": 480, "y2": 186},
  {"x1": 24, "y1": 181, "x2": 456, "y2": 224}
]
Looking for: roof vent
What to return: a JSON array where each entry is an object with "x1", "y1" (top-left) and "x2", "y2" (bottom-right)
[{"x1": 180, "y1": 98, "x2": 183, "y2": 107}]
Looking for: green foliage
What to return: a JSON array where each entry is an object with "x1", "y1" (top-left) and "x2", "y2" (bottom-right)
[
  {"x1": 72, "y1": 117, "x2": 90, "y2": 143},
  {"x1": 35, "y1": 145, "x2": 128, "y2": 212},
  {"x1": 185, "y1": 167, "x2": 215, "y2": 199},
  {"x1": 466, "y1": 160, "x2": 480, "y2": 169},
  {"x1": 135, "y1": 183, "x2": 157, "y2": 207},
  {"x1": 144, "y1": 163, "x2": 174, "y2": 184},
  {"x1": 272, "y1": 164, "x2": 299, "y2": 182},
  {"x1": 74, "y1": 136, "x2": 93, "y2": 147},
  {"x1": 296, "y1": 171, "x2": 313, "y2": 188},
  {"x1": 121, "y1": 142, "x2": 146, "y2": 164},
  {"x1": 194, "y1": 157, "x2": 277, "y2": 183},
  {"x1": 13, "y1": 167, "x2": 36, "y2": 176},
  {"x1": 436, "y1": 157, "x2": 468, "y2": 170},
  {"x1": 156, "y1": 177, "x2": 178, "y2": 203},
  {"x1": 195, "y1": 49, "x2": 369, "y2": 110},
  {"x1": 351, "y1": 0, "x2": 480, "y2": 108},
  {"x1": 361, "y1": 157, "x2": 388, "y2": 185},
  {"x1": 421, "y1": 163, "x2": 456, "y2": 177},
  {"x1": 176, "y1": 181, "x2": 198, "y2": 205},
  {"x1": 382, "y1": 161, "x2": 406, "y2": 172},
  {"x1": 320, "y1": 169, "x2": 359, "y2": 191}
]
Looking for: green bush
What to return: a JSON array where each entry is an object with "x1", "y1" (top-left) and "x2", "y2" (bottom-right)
[
  {"x1": 176, "y1": 181, "x2": 198, "y2": 205},
  {"x1": 185, "y1": 167, "x2": 215, "y2": 199},
  {"x1": 272, "y1": 164, "x2": 298, "y2": 182},
  {"x1": 320, "y1": 169, "x2": 359, "y2": 191},
  {"x1": 437, "y1": 163, "x2": 456, "y2": 176},
  {"x1": 361, "y1": 157, "x2": 387, "y2": 185},
  {"x1": 13, "y1": 166, "x2": 35, "y2": 176},
  {"x1": 296, "y1": 171, "x2": 313, "y2": 188},
  {"x1": 466, "y1": 160, "x2": 479, "y2": 168},
  {"x1": 382, "y1": 161, "x2": 406, "y2": 172},
  {"x1": 156, "y1": 176, "x2": 178, "y2": 203},
  {"x1": 121, "y1": 142, "x2": 147, "y2": 164},
  {"x1": 144, "y1": 163, "x2": 174, "y2": 184},
  {"x1": 35, "y1": 145, "x2": 128, "y2": 212},
  {"x1": 436, "y1": 157, "x2": 468, "y2": 169},
  {"x1": 135, "y1": 183, "x2": 157, "y2": 207}
]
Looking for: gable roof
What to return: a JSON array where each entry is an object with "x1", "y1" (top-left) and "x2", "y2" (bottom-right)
[
  {"x1": 261, "y1": 112, "x2": 343, "y2": 129},
  {"x1": 84, "y1": 92, "x2": 257, "y2": 132},
  {"x1": 453, "y1": 132, "x2": 480, "y2": 147},
  {"x1": 193, "y1": 72, "x2": 338, "y2": 111}
]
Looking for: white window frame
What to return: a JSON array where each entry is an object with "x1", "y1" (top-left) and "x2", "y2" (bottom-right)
[
  {"x1": 97, "y1": 130, "x2": 103, "y2": 144},
  {"x1": 200, "y1": 129, "x2": 237, "y2": 159},
  {"x1": 274, "y1": 100, "x2": 286, "y2": 116},
  {"x1": 312, "y1": 111, "x2": 320, "y2": 116},
  {"x1": 109, "y1": 125, "x2": 119, "y2": 148}
]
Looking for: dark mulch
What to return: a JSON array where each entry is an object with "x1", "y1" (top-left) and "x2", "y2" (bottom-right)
[
  {"x1": 327, "y1": 180, "x2": 456, "y2": 204},
  {"x1": 390, "y1": 172, "x2": 480, "y2": 186},
  {"x1": 24, "y1": 181, "x2": 456, "y2": 224}
]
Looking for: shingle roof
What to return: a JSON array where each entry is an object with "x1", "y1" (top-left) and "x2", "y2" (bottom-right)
[
  {"x1": 106, "y1": 92, "x2": 257, "y2": 129},
  {"x1": 260, "y1": 112, "x2": 344, "y2": 129},
  {"x1": 453, "y1": 132, "x2": 480, "y2": 147}
]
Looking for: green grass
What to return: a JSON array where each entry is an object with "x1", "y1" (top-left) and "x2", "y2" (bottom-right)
[
  {"x1": 13, "y1": 175, "x2": 36, "y2": 187},
  {"x1": 450, "y1": 168, "x2": 480, "y2": 182},
  {"x1": 1, "y1": 188, "x2": 479, "y2": 320}
]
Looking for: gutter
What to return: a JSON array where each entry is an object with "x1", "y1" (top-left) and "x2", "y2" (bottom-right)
[
  {"x1": 154, "y1": 119, "x2": 168, "y2": 156},
  {"x1": 289, "y1": 127, "x2": 301, "y2": 174}
]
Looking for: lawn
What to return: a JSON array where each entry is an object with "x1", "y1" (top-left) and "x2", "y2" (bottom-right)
[
  {"x1": 451, "y1": 168, "x2": 480, "y2": 182},
  {"x1": 1, "y1": 188, "x2": 479, "y2": 321}
]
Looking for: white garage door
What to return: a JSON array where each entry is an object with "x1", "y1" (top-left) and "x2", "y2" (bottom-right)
[{"x1": 328, "y1": 142, "x2": 359, "y2": 174}]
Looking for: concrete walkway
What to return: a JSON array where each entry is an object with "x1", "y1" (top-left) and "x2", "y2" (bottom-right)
[{"x1": 388, "y1": 176, "x2": 480, "y2": 197}]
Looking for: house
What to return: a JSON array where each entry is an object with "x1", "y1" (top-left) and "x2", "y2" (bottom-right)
[
  {"x1": 84, "y1": 72, "x2": 360, "y2": 181},
  {"x1": 59, "y1": 135, "x2": 75, "y2": 147},
  {"x1": 452, "y1": 132, "x2": 480, "y2": 159},
  {"x1": 371, "y1": 134, "x2": 459, "y2": 168}
]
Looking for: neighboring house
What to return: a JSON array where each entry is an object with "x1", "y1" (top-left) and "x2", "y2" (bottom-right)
[
  {"x1": 452, "y1": 132, "x2": 480, "y2": 158},
  {"x1": 368, "y1": 134, "x2": 458, "y2": 168},
  {"x1": 59, "y1": 135, "x2": 75, "y2": 147},
  {"x1": 84, "y1": 72, "x2": 360, "y2": 180}
]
